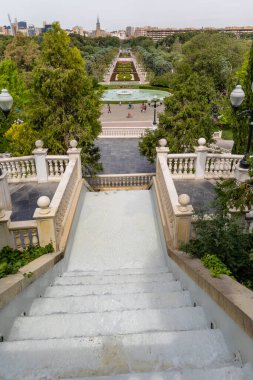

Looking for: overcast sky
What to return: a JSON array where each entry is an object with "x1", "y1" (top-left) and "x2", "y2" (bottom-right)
[{"x1": 1, "y1": 0, "x2": 253, "y2": 31}]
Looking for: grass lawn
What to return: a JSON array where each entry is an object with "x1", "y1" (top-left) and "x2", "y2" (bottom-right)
[{"x1": 221, "y1": 129, "x2": 233, "y2": 140}]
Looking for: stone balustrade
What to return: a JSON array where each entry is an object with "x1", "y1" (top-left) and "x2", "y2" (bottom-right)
[
  {"x1": 154, "y1": 139, "x2": 193, "y2": 249},
  {"x1": 0, "y1": 140, "x2": 83, "y2": 251},
  {"x1": 167, "y1": 138, "x2": 243, "y2": 179},
  {"x1": 99, "y1": 126, "x2": 152, "y2": 138},
  {"x1": 0, "y1": 156, "x2": 37, "y2": 182},
  {"x1": 88, "y1": 173, "x2": 155, "y2": 190}
]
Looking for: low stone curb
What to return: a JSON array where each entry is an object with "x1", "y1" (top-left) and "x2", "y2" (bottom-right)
[
  {"x1": 0, "y1": 251, "x2": 63, "y2": 310},
  {"x1": 169, "y1": 248, "x2": 253, "y2": 340}
]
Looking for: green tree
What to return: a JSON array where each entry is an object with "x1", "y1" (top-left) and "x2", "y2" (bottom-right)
[
  {"x1": 26, "y1": 23, "x2": 102, "y2": 172},
  {"x1": 139, "y1": 70, "x2": 216, "y2": 161},
  {"x1": 232, "y1": 42, "x2": 253, "y2": 153},
  {"x1": 4, "y1": 34, "x2": 39, "y2": 72},
  {"x1": 0, "y1": 60, "x2": 29, "y2": 152}
]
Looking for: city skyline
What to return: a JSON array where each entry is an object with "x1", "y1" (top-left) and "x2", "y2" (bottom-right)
[{"x1": 1, "y1": 0, "x2": 253, "y2": 31}]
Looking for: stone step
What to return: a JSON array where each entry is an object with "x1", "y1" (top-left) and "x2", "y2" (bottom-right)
[
  {"x1": 0, "y1": 330, "x2": 233, "y2": 380},
  {"x1": 29, "y1": 291, "x2": 192, "y2": 316},
  {"x1": 44, "y1": 280, "x2": 182, "y2": 298},
  {"x1": 63, "y1": 267, "x2": 170, "y2": 277},
  {"x1": 9, "y1": 306, "x2": 207, "y2": 341},
  {"x1": 55, "y1": 272, "x2": 175, "y2": 286},
  {"x1": 62, "y1": 366, "x2": 251, "y2": 380}
]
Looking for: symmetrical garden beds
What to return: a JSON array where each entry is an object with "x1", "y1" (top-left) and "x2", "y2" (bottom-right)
[{"x1": 110, "y1": 61, "x2": 140, "y2": 82}]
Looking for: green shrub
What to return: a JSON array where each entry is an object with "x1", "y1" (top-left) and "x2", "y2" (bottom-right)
[
  {"x1": 201, "y1": 254, "x2": 232, "y2": 278},
  {"x1": 0, "y1": 243, "x2": 54, "y2": 279},
  {"x1": 182, "y1": 212, "x2": 253, "y2": 289}
]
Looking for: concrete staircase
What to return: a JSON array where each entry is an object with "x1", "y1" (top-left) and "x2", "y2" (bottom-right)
[{"x1": 0, "y1": 190, "x2": 252, "y2": 379}]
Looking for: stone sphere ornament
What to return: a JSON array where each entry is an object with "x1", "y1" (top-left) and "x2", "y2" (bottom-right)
[
  {"x1": 70, "y1": 140, "x2": 78, "y2": 149},
  {"x1": 35, "y1": 140, "x2": 44, "y2": 150},
  {"x1": 159, "y1": 139, "x2": 167, "y2": 147},
  {"x1": 37, "y1": 196, "x2": 50, "y2": 214},
  {"x1": 178, "y1": 194, "x2": 191, "y2": 212},
  {"x1": 198, "y1": 138, "x2": 206, "y2": 147}
]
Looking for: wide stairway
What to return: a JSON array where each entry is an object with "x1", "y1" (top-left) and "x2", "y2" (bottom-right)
[{"x1": 0, "y1": 190, "x2": 251, "y2": 379}]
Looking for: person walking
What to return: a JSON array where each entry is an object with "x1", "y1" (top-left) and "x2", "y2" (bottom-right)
[{"x1": 108, "y1": 104, "x2": 111, "y2": 114}]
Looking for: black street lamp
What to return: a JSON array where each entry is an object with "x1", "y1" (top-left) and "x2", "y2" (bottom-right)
[
  {"x1": 0, "y1": 89, "x2": 13, "y2": 119},
  {"x1": 151, "y1": 95, "x2": 163, "y2": 129},
  {"x1": 230, "y1": 84, "x2": 253, "y2": 169},
  {"x1": 0, "y1": 89, "x2": 13, "y2": 176}
]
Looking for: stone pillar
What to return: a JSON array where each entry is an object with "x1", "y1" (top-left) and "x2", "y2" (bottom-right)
[
  {"x1": 0, "y1": 172, "x2": 12, "y2": 210},
  {"x1": 0, "y1": 210, "x2": 15, "y2": 249},
  {"x1": 33, "y1": 196, "x2": 57, "y2": 250},
  {"x1": 156, "y1": 139, "x2": 169, "y2": 171},
  {"x1": 195, "y1": 138, "x2": 208, "y2": 179},
  {"x1": 235, "y1": 165, "x2": 250, "y2": 182},
  {"x1": 175, "y1": 194, "x2": 193, "y2": 248},
  {"x1": 33, "y1": 140, "x2": 48, "y2": 183},
  {"x1": 67, "y1": 140, "x2": 82, "y2": 180}
]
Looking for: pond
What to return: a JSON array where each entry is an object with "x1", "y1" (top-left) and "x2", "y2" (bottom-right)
[{"x1": 101, "y1": 89, "x2": 171, "y2": 102}]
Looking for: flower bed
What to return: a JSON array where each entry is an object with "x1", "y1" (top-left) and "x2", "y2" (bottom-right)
[{"x1": 110, "y1": 61, "x2": 140, "y2": 82}]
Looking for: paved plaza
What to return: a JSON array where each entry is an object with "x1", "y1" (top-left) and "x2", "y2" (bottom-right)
[
  {"x1": 100, "y1": 103, "x2": 165, "y2": 124},
  {"x1": 96, "y1": 138, "x2": 155, "y2": 174},
  {"x1": 9, "y1": 182, "x2": 58, "y2": 221}
]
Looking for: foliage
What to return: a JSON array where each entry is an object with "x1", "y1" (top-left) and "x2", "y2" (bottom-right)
[
  {"x1": 139, "y1": 70, "x2": 216, "y2": 161},
  {"x1": 5, "y1": 122, "x2": 39, "y2": 156},
  {"x1": 0, "y1": 60, "x2": 30, "y2": 152},
  {"x1": 230, "y1": 42, "x2": 253, "y2": 154},
  {"x1": 214, "y1": 158, "x2": 253, "y2": 213},
  {"x1": 70, "y1": 34, "x2": 118, "y2": 82},
  {"x1": 183, "y1": 32, "x2": 251, "y2": 91},
  {"x1": 0, "y1": 35, "x2": 13, "y2": 60},
  {"x1": 4, "y1": 33, "x2": 39, "y2": 72},
  {"x1": 0, "y1": 243, "x2": 54, "y2": 279},
  {"x1": 183, "y1": 211, "x2": 253, "y2": 290},
  {"x1": 201, "y1": 254, "x2": 232, "y2": 278},
  {"x1": 135, "y1": 46, "x2": 172, "y2": 76},
  {"x1": 25, "y1": 23, "x2": 102, "y2": 173}
]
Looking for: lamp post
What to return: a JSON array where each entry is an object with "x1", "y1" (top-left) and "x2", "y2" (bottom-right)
[
  {"x1": 151, "y1": 95, "x2": 162, "y2": 129},
  {"x1": 230, "y1": 84, "x2": 253, "y2": 169},
  {"x1": 0, "y1": 89, "x2": 13, "y2": 175}
]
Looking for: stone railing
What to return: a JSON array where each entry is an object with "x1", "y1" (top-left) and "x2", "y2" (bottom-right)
[
  {"x1": 99, "y1": 126, "x2": 151, "y2": 139},
  {"x1": 9, "y1": 220, "x2": 39, "y2": 251},
  {"x1": 167, "y1": 154, "x2": 196, "y2": 178},
  {"x1": 167, "y1": 138, "x2": 243, "y2": 179},
  {"x1": 46, "y1": 156, "x2": 69, "y2": 179},
  {"x1": 87, "y1": 173, "x2": 155, "y2": 190},
  {"x1": 0, "y1": 156, "x2": 37, "y2": 182},
  {"x1": 154, "y1": 139, "x2": 193, "y2": 249},
  {"x1": 0, "y1": 140, "x2": 83, "y2": 251},
  {"x1": 205, "y1": 154, "x2": 241, "y2": 178}
]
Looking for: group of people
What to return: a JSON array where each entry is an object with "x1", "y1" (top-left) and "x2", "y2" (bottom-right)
[{"x1": 106, "y1": 101, "x2": 148, "y2": 114}]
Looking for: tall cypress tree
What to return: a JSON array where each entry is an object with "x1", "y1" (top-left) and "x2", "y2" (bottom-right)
[{"x1": 27, "y1": 23, "x2": 102, "y2": 173}]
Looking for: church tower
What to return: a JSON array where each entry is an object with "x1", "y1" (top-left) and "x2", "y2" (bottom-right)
[{"x1": 96, "y1": 16, "x2": 101, "y2": 37}]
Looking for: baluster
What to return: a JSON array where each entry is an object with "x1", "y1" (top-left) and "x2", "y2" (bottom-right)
[
  {"x1": 23, "y1": 230, "x2": 30, "y2": 248},
  {"x1": 20, "y1": 160, "x2": 26, "y2": 178},
  {"x1": 30, "y1": 159, "x2": 36, "y2": 177},
  {"x1": 178, "y1": 159, "x2": 183, "y2": 175},
  {"x1": 5, "y1": 162, "x2": 11, "y2": 178},
  {"x1": 231, "y1": 158, "x2": 237, "y2": 174},
  {"x1": 48, "y1": 160, "x2": 54, "y2": 177},
  {"x1": 14, "y1": 231, "x2": 23, "y2": 250},
  {"x1": 53, "y1": 160, "x2": 60, "y2": 177},
  {"x1": 218, "y1": 158, "x2": 224, "y2": 177},
  {"x1": 213, "y1": 158, "x2": 220, "y2": 177},
  {"x1": 168, "y1": 158, "x2": 173, "y2": 172},
  {"x1": 25, "y1": 160, "x2": 31, "y2": 177},
  {"x1": 31, "y1": 229, "x2": 39, "y2": 246},
  {"x1": 59, "y1": 160, "x2": 64, "y2": 176},
  {"x1": 210, "y1": 158, "x2": 215, "y2": 176},
  {"x1": 9, "y1": 161, "x2": 16, "y2": 179},
  {"x1": 189, "y1": 158, "x2": 194, "y2": 174},
  {"x1": 183, "y1": 158, "x2": 188, "y2": 174},
  {"x1": 64, "y1": 160, "x2": 69, "y2": 172}
]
